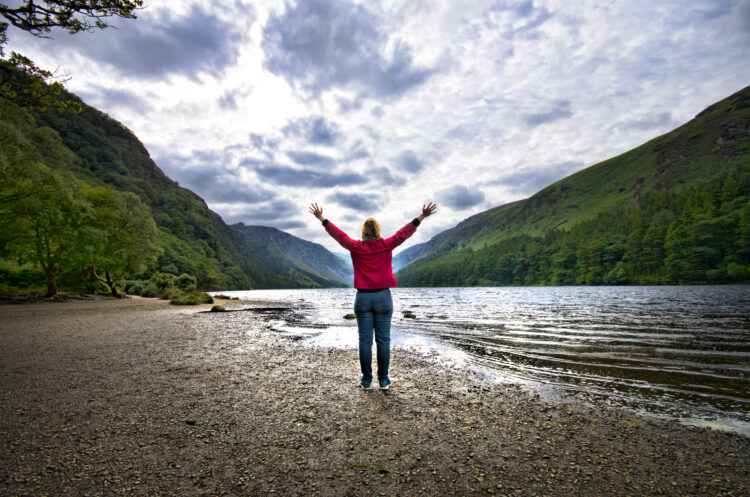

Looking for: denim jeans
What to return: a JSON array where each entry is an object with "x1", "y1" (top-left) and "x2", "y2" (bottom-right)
[{"x1": 354, "y1": 289, "x2": 393, "y2": 382}]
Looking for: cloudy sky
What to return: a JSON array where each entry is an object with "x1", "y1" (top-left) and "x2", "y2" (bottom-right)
[{"x1": 6, "y1": 0, "x2": 750, "y2": 253}]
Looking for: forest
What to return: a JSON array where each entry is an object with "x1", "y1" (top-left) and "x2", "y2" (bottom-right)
[{"x1": 397, "y1": 167, "x2": 750, "y2": 287}]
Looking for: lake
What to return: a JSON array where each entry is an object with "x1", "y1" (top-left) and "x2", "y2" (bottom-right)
[{"x1": 214, "y1": 285, "x2": 750, "y2": 434}]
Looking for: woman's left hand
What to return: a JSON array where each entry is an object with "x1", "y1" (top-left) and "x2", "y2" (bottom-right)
[
  {"x1": 418, "y1": 202, "x2": 437, "y2": 222},
  {"x1": 308, "y1": 203, "x2": 325, "y2": 221}
]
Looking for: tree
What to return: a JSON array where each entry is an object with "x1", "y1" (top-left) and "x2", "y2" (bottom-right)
[
  {"x1": 13, "y1": 165, "x2": 91, "y2": 296},
  {"x1": 1, "y1": 0, "x2": 143, "y2": 110},
  {"x1": 80, "y1": 186, "x2": 161, "y2": 297},
  {"x1": 0, "y1": 98, "x2": 78, "y2": 254}
]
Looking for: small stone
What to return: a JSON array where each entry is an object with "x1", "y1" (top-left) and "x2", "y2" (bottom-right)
[
  {"x1": 343, "y1": 313, "x2": 356, "y2": 320},
  {"x1": 210, "y1": 305, "x2": 226, "y2": 312}
]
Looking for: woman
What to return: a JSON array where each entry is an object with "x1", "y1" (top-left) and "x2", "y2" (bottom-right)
[{"x1": 309, "y1": 202, "x2": 437, "y2": 390}]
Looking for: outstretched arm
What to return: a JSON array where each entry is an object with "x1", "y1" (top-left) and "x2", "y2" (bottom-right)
[
  {"x1": 383, "y1": 202, "x2": 438, "y2": 250},
  {"x1": 308, "y1": 202, "x2": 358, "y2": 251}
]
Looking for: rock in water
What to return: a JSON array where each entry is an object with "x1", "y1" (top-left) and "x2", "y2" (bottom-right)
[
  {"x1": 343, "y1": 313, "x2": 356, "y2": 320},
  {"x1": 210, "y1": 305, "x2": 226, "y2": 312},
  {"x1": 403, "y1": 311, "x2": 416, "y2": 319}
]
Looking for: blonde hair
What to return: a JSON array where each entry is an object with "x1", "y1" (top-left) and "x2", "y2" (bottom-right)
[{"x1": 361, "y1": 218, "x2": 381, "y2": 239}]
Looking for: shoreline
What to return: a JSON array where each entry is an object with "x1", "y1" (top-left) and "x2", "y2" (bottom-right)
[{"x1": 1, "y1": 297, "x2": 748, "y2": 496}]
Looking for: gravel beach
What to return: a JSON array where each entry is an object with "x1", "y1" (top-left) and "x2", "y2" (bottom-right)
[{"x1": 1, "y1": 297, "x2": 748, "y2": 496}]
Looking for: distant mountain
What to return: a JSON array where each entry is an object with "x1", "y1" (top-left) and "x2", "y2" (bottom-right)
[
  {"x1": 392, "y1": 202, "x2": 520, "y2": 271},
  {"x1": 396, "y1": 85, "x2": 750, "y2": 286},
  {"x1": 1, "y1": 74, "x2": 349, "y2": 289},
  {"x1": 232, "y1": 225, "x2": 353, "y2": 287}
]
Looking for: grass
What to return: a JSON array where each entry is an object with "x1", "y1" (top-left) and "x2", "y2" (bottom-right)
[{"x1": 170, "y1": 290, "x2": 214, "y2": 306}]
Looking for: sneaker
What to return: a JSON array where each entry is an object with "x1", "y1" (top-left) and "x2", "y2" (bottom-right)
[
  {"x1": 379, "y1": 379, "x2": 391, "y2": 390},
  {"x1": 359, "y1": 379, "x2": 373, "y2": 390}
]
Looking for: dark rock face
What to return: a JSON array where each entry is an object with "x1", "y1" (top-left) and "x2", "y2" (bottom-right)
[{"x1": 713, "y1": 122, "x2": 750, "y2": 157}]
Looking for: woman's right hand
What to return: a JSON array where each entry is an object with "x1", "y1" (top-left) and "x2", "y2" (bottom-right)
[{"x1": 309, "y1": 203, "x2": 325, "y2": 221}]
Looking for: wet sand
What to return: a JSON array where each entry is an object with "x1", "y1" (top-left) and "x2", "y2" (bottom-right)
[{"x1": 1, "y1": 297, "x2": 748, "y2": 496}]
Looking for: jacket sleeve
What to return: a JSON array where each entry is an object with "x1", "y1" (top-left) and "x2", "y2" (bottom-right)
[
  {"x1": 383, "y1": 220, "x2": 418, "y2": 251},
  {"x1": 324, "y1": 220, "x2": 359, "y2": 251}
]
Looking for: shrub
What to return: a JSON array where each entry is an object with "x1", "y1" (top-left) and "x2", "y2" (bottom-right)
[
  {"x1": 0, "y1": 266, "x2": 46, "y2": 289},
  {"x1": 122, "y1": 280, "x2": 137, "y2": 293},
  {"x1": 176, "y1": 273, "x2": 197, "y2": 291},
  {"x1": 126, "y1": 281, "x2": 143, "y2": 295},
  {"x1": 158, "y1": 286, "x2": 182, "y2": 300},
  {"x1": 170, "y1": 291, "x2": 214, "y2": 305},
  {"x1": 90, "y1": 280, "x2": 110, "y2": 295},
  {"x1": 149, "y1": 272, "x2": 177, "y2": 290},
  {"x1": 139, "y1": 282, "x2": 160, "y2": 297},
  {"x1": 726, "y1": 262, "x2": 749, "y2": 281}
]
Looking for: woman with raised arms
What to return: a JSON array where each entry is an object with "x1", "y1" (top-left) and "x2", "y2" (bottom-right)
[{"x1": 309, "y1": 202, "x2": 437, "y2": 390}]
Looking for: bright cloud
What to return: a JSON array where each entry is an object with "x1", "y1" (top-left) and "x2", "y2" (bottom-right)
[{"x1": 5, "y1": 0, "x2": 750, "y2": 252}]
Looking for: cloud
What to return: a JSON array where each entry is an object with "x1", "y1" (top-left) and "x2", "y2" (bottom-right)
[
  {"x1": 326, "y1": 192, "x2": 379, "y2": 212},
  {"x1": 262, "y1": 0, "x2": 433, "y2": 98},
  {"x1": 77, "y1": 87, "x2": 152, "y2": 113},
  {"x1": 396, "y1": 150, "x2": 424, "y2": 174},
  {"x1": 38, "y1": 3, "x2": 249, "y2": 79},
  {"x1": 436, "y1": 185, "x2": 486, "y2": 210},
  {"x1": 369, "y1": 166, "x2": 401, "y2": 186},
  {"x1": 287, "y1": 151, "x2": 336, "y2": 168},
  {"x1": 615, "y1": 112, "x2": 674, "y2": 131},
  {"x1": 492, "y1": 161, "x2": 583, "y2": 195},
  {"x1": 282, "y1": 116, "x2": 340, "y2": 145},
  {"x1": 155, "y1": 155, "x2": 274, "y2": 204},
  {"x1": 219, "y1": 89, "x2": 241, "y2": 110},
  {"x1": 255, "y1": 164, "x2": 368, "y2": 187},
  {"x1": 522, "y1": 100, "x2": 573, "y2": 127},
  {"x1": 686, "y1": 0, "x2": 733, "y2": 22},
  {"x1": 218, "y1": 198, "x2": 302, "y2": 226}
]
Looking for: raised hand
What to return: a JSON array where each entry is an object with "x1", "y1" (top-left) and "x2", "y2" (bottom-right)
[
  {"x1": 308, "y1": 202, "x2": 325, "y2": 221},
  {"x1": 418, "y1": 202, "x2": 437, "y2": 222},
  {"x1": 422, "y1": 202, "x2": 437, "y2": 218}
]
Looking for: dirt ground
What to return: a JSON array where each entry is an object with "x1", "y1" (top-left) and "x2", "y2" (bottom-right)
[{"x1": 1, "y1": 297, "x2": 748, "y2": 496}]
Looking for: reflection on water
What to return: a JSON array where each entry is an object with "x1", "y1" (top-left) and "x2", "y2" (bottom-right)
[{"x1": 215, "y1": 286, "x2": 750, "y2": 433}]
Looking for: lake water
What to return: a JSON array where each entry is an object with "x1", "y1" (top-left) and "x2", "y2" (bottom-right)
[{"x1": 214, "y1": 285, "x2": 750, "y2": 435}]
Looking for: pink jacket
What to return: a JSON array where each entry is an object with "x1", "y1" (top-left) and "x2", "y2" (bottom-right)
[{"x1": 324, "y1": 219, "x2": 419, "y2": 289}]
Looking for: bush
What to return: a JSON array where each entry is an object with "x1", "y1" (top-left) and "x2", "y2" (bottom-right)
[
  {"x1": 158, "y1": 286, "x2": 182, "y2": 300},
  {"x1": 726, "y1": 262, "x2": 749, "y2": 281},
  {"x1": 126, "y1": 281, "x2": 143, "y2": 295},
  {"x1": 90, "y1": 280, "x2": 110, "y2": 295},
  {"x1": 176, "y1": 273, "x2": 197, "y2": 291},
  {"x1": 149, "y1": 272, "x2": 177, "y2": 290},
  {"x1": 121, "y1": 280, "x2": 137, "y2": 293},
  {"x1": 139, "y1": 282, "x2": 160, "y2": 297},
  {"x1": 170, "y1": 291, "x2": 214, "y2": 305},
  {"x1": 0, "y1": 266, "x2": 45, "y2": 289}
]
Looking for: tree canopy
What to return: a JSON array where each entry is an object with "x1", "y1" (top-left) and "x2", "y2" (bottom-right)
[
  {"x1": 0, "y1": 0, "x2": 143, "y2": 111},
  {"x1": 0, "y1": 1, "x2": 143, "y2": 36}
]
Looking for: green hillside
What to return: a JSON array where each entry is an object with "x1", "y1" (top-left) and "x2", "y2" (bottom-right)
[
  {"x1": 230, "y1": 225, "x2": 352, "y2": 288},
  {"x1": 0, "y1": 75, "x2": 349, "y2": 291},
  {"x1": 397, "y1": 85, "x2": 750, "y2": 286}
]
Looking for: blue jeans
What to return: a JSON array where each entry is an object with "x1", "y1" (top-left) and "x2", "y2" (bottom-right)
[{"x1": 354, "y1": 289, "x2": 393, "y2": 382}]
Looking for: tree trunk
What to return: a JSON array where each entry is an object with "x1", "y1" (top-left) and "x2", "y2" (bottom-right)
[
  {"x1": 106, "y1": 270, "x2": 121, "y2": 298},
  {"x1": 92, "y1": 266, "x2": 121, "y2": 298},
  {"x1": 45, "y1": 270, "x2": 57, "y2": 298}
]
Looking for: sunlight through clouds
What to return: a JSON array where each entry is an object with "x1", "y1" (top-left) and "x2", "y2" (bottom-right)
[{"x1": 6, "y1": 0, "x2": 749, "y2": 251}]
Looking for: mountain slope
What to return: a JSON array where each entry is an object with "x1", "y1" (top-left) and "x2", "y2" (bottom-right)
[
  {"x1": 396, "y1": 85, "x2": 750, "y2": 286},
  {"x1": 0, "y1": 73, "x2": 348, "y2": 289},
  {"x1": 231, "y1": 224, "x2": 353, "y2": 287}
]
